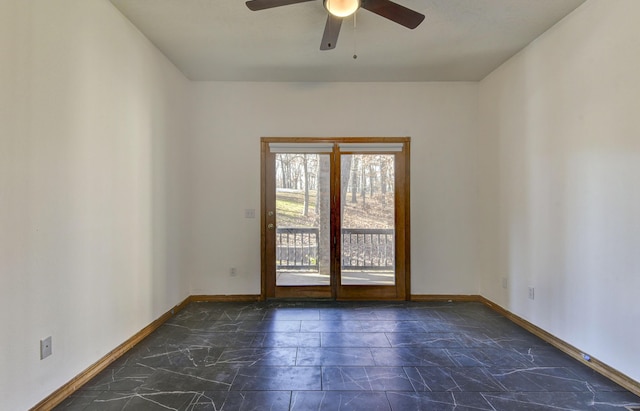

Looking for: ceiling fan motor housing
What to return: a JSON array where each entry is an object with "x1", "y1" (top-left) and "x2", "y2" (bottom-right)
[{"x1": 324, "y1": 0, "x2": 361, "y2": 17}]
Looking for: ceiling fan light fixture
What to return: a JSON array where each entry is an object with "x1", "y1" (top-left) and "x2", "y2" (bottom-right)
[{"x1": 324, "y1": 0, "x2": 360, "y2": 18}]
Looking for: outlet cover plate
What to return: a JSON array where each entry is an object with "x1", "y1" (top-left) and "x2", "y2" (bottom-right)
[{"x1": 40, "y1": 336, "x2": 52, "y2": 359}]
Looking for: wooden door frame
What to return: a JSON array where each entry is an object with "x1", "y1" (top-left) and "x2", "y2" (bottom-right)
[{"x1": 261, "y1": 137, "x2": 411, "y2": 301}]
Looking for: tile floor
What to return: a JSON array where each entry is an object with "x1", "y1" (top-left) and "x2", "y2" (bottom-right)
[{"x1": 55, "y1": 301, "x2": 640, "y2": 410}]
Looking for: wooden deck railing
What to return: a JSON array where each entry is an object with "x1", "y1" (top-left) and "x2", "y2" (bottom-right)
[
  {"x1": 341, "y1": 228, "x2": 394, "y2": 271},
  {"x1": 276, "y1": 228, "x2": 319, "y2": 270},
  {"x1": 276, "y1": 227, "x2": 394, "y2": 271}
]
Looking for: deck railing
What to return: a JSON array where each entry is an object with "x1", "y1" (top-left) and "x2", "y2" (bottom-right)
[
  {"x1": 276, "y1": 227, "x2": 394, "y2": 271},
  {"x1": 341, "y1": 228, "x2": 394, "y2": 271},
  {"x1": 276, "y1": 228, "x2": 319, "y2": 270}
]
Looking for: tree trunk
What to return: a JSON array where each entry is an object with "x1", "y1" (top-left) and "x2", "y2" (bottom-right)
[
  {"x1": 360, "y1": 163, "x2": 366, "y2": 207},
  {"x1": 278, "y1": 156, "x2": 286, "y2": 189},
  {"x1": 317, "y1": 155, "x2": 331, "y2": 277},
  {"x1": 369, "y1": 163, "x2": 375, "y2": 196},
  {"x1": 303, "y1": 154, "x2": 309, "y2": 217},
  {"x1": 380, "y1": 157, "x2": 387, "y2": 205},
  {"x1": 340, "y1": 155, "x2": 352, "y2": 226},
  {"x1": 350, "y1": 156, "x2": 358, "y2": 203}
]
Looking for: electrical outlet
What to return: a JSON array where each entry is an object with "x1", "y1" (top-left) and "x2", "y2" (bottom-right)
[
  {"x1": 244, "y1": 209, "x2": 255, "y2": 219},
  {"x1": 528, "y1": 287, "x2": 535, "y2": 300},
  {"x1": 501, "y1": 277, "x2": 508, "y2": 289},
  {"x1": 40, "y1": 336, "x2": 52, "y2": 360},
  {"x1": 230, "y1": 267, "x2": 237, "y2": 277}
]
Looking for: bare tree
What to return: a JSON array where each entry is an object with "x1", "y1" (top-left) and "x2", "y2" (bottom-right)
[
  {"x1": 350, "y1": 156, "x2": 359, "y2": 203},
  {"x1": 360, "y1": 159, "x2": 366, "y2": 207},
  {"x1": 317, "y1": 155, "x2": 331, "y2": 276},
  {"x1": 380, "y1": 156, "x2": 387, "y2": 205},
  {"x1": 340, "y1": 155, "x2": 352, "y2": 224},
  {"x1": 303, "y1": 154, "x2": 310, "y2": 216},
  {"x1": 368, "y1": 162, "x2": 376, "y2": 196}
]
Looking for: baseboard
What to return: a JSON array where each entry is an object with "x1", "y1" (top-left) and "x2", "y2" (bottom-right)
[
  {"x1": 479, "y1": 296, "x2": 640, "y2": 398},
  {"x1": 31, "y1": 293, "x2": 640, "y2": 409},
  {"x1": 30, "y1": 296, "x2": 192, "y2": 411},
  {"x1": 189, "y1": 294, "x2": 261, "y2": 302},
  {"x1": 410, "y1": 294, "x2": 482, "y2": 302}
]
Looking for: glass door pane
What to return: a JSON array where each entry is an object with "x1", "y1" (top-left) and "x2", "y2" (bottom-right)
[
  {"x1": 340, "y1": 154, "x2": 395, "y2": 285},
  {"x1": 275, "y1": 153, "x2": 331, "y2": 286}
]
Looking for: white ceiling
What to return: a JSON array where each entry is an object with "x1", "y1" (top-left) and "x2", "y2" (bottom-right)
[{"x1": 109, "y1": 0, "x2": 586, "y2": 82}]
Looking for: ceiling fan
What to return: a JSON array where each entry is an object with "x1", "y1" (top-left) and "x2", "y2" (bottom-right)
[{"x1": 245, "y1": 0, "x2": 425, "y2": 50}]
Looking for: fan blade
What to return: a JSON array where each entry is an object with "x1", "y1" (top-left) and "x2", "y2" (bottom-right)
[
  {"x1": 246, "y1": 0, "x2": 314, "y2": 11},
  {"x1": 320, "y1": 14, "x2": 342, "y2": 50},
  {"x1": 361, "y1": 0, "x2": 425, "y2": 29}
]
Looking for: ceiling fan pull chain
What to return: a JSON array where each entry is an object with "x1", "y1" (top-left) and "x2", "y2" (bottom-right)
[{"x1": 353, "y1": 11, "x2": 358, "y2": 59}]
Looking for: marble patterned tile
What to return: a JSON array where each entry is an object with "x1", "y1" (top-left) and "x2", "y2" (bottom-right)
[
  {"x1": 230, "y1": 366, "x2": 322, "y2": 391},
  {"x1": 357, "y1": 320, "x2": 427, "y2": 333},
  {"x1": 372, "y1": 307, "x2": 426, "y2": 321},
  {"x1": 216, "y1": 347, "x2": 298, "y2": 367},
  {"x1": 264, "y1": 308, "x2": 321, "y2": 320},
  {"x1": 490, "y1": 366, "x2": 599, "y2": 392},
  {"x1": 121, "y1": 346, "x2": 224, "y2": 369},
  {"x1": 443, "y1": 348, "x2": 532, "y2": 368},
  {"x1": 192, "y1": 319, "x2": 298, "y2": 333},
  {"x1": 180, "y1": 391, "x2": 228, "y2": 410},
  {"x1": 174, "y1": 332, "x2": 260, "y2": 348},
  {"x1": 297, "y1": 347, "x2": 376, "y2": 366},
  {"x1": 213, "y1": 309, "x2": 268, "y2": 321},
  {"x1": 182, "y1": 391, "x2": 291, "y2": 411},
  {"x1": 53, "y1": 301, "x2": 640, "y2": 411},
  {"x1": 404, "y1": 366, "x2": 506, "y2": 392},
  {"x1": 235, "y1": 320, "x2": 302, "y2": 333},
  {"x1": 566, "y1": 364, "x2": 634, "y2": 392},
  {"x1": 198, "y1": 320, "x2": 245, "y2": 333},
  {"x1": 481, "y1": 391, "x2": 640, "y2": 410},
  {"x1": 416, "y1": 319, "x2": 461, "y2": 332},
  {"x1": 139, "y1": 365, "x2": 239, "y2": 391},
  {"x1": 476, "y1": 332, "x2": 552, "y2": 349},
  {"x1": 291, "y1": 391, "x2": 391, "y2": 410},
  {"x1": 513, "y1": 346, "x2": 587, "y2": 367},
  {"x1": 249, "y1": 332, "x2": 321, "y2": 347},
  {"x1": 53, "y1": 390, "x2": 104, "y2": 410},
  {"x1": 386, "y1": 391, "x2": 494, "y2": 411},
  {"x1": 385, "y1": 332, "x2": 468, "y2": 348},
  {"x1": 371, "y1": 348, "x2": 457, "y2": 367},
  {"x1": 321, "y1": 332, "x2": 392, "y2": 348},
  {"x1": 301, "y1": 320, "x2": 366, "y2": 332},
  {"x1": 81, "y1": 366, "x2": 154, "y2": 391},
  {"x1": 319, "y1": 308, "x2": 380, "y2": 321},
  {"x1": 321, "y1": 367, "x2": 414, "y2": 391},
  {"x1": 86, "y1": 390, "x2": 195, "y2": 410},
  {"x1": 117, "y1": 331, "x2": 259, "y2": 353}
]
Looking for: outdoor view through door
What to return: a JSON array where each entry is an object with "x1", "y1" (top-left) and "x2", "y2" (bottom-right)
[
  {"x1": 340, "y1": 154, "x2": 395, "y2": 286},
  {"x1": 261, "y1": 138, "x2": 410, "y2": 300},
  {"x1": 275, "y1": 153, "x2": 331, "y2": 287}
]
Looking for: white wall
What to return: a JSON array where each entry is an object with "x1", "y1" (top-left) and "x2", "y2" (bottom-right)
[
  {"x1": 7, "y1": 0, "x2": 638, "y2": 408},
  {"x1": 0, "y1": 1, "x2": 190, "y2": 409},
  {"x1": 187, "y1": 82, "x2": 480, "y2": 296},
  {"x1": 478, "y1": 0, "x2": 640, "y2": 383}
]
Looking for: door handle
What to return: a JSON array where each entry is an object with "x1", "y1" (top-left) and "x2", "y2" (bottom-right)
[{"x1": 267, "y1": 223, "x2": 275, "y2": 230}]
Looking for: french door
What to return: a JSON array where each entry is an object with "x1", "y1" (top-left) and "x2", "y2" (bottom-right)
[{"x1": 261, "y1": 137, "x2": 410, "y2": 300}]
